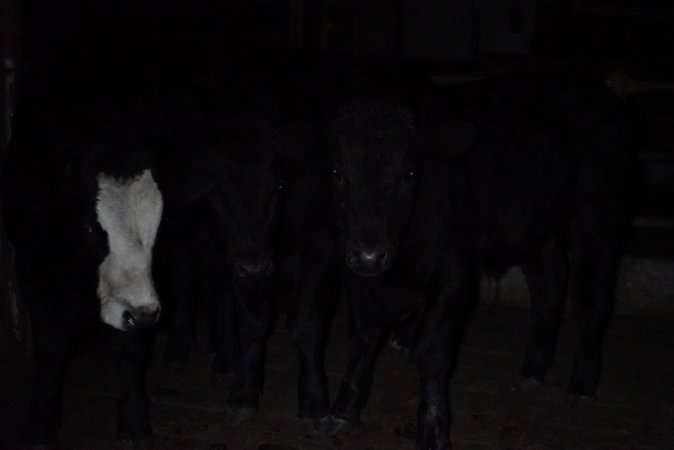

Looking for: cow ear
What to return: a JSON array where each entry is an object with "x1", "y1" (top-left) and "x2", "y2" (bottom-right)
[{"x1": 426, "y1": 120, "x2": 476, "y2": 159}]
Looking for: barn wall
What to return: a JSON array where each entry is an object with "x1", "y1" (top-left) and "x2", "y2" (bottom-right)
[{"x1": 401, "y1": 0, "x2": 476, "y2": 61}]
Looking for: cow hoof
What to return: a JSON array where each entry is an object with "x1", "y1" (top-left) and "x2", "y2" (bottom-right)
[
  {"x1": 567, "y1": 381, "x2": 598, "y2": 399},
  {"x1": 210, "y1": 372, "x2": 232, "y2": 389},
  {"x1": 226, "y1": 407, "x2": 257, "y2": 426},
  {"x1": 308, "y1": 415, "x2": 332, "y2": 435},
  {"x1": 119, "y1": 437, "x2": 153, "y2": 450},
  {"x1": 391, "y1": 338, "x2": 412, "y2": 354},
  {"x1": 417, "y1": 439, "x2": 451, "y2": 450},
  {"x1": 326, "y1": 416, "x2": 358, "y2": 436},
  {"x1": 564, "y1": 393, "x2": 595, "y2": 409},
  {"x1": 417, "y1": 438, "x2": 451, "y2": 450},
  {"x1": 519, "y1": 377, "x2": 543, "y2": 392}
]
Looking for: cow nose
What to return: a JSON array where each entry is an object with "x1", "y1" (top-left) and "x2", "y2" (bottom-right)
[
  {"x1": 234, "y1": 259, "x2": 274, "y2": 279},
  {"x1": 360, "y1": 250, "x2": 387, "y2": 265},
  {"x1": 122, "y1": 307, "x2": 160, "y2": 331},
  {"x1": 346, "y1": 246, "x2": 393, "y2": 276},
  {"x1": 358, "y1": 250, "x2": 389, "y2": 267}
]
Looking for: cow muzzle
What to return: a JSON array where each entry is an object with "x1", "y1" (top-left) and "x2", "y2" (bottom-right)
[
  {"x1": 345, "y1": 243, "x2": 395, "y2": 277},
  {"x1": 100, "y1": 298, "x2": 161, "y2": 331},
  {"x1": 232, "y1": 257, "x2": 275, "y2": 280}
]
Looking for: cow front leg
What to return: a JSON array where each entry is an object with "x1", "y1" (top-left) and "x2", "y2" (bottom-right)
[
  {"x1": 331, "y1": 289, "x2": 385, "y2": 428},
  {"x1": 567, "y1": 203, "x2": 625, "y2": 397},
  {"x1": 417, "y1": 275, "x2": 476, "y2": 450},
  {"x1": 23, "y1": 324, "x2": 68, "y2": 447},
  {"x1": 288, "y1": 260, "x2": 336, "y2": 422},
  {"x1": 568, "y1": 243, "x2": 620, "y2": 396},
  {"x1": 227, "y1": 287, "x2": 270, "y2": 413},
  {"x1": 520, "y1": 239, "x2": 568, "y2": 384},
  {"x1": 163, "y1": 252, "x2": 197, "y2": 368},
  {"x1": 210, "y1": 282, "x2": 240, "y2": 375},
  {"x1": 108, "y1": 328, "x2": 153, "y2": 444}
]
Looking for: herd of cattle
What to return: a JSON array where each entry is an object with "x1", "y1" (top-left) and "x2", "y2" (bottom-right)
[{"x1": 1, "y1": 61, "x2": 635, "y2": 449}]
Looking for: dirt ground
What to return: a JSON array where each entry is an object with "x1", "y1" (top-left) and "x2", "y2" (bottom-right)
[{"x1": 2, "y1": 301, "x2": 674, "y2": 450}]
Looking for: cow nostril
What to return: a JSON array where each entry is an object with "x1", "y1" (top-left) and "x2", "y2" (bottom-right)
[
  {"x1": 359, "y1": 250, "x2": 387, "y2": 265},
  {"x1": 122, "y1": 310, "x2": 136, "y2": 329},
  {"x1": 234, "y1": 259, "x2": 273, "y2": 278},
  {"x1": 361, "y1": 251, "x2": 380, "y2": 262},
  {"x1": 234, "y1": 263, "x2": 246, "y2": 278},
  {"x1": 123, "y1": 308, "x2": 159, "y2": 331}
]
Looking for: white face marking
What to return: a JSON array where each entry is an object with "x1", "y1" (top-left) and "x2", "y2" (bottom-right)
[{"x1": 96, "y1": 169, "x2": 163, "y2": 330}]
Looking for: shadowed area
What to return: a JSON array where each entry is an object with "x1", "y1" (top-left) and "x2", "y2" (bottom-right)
[{"x1": 2, "y1": 302, "x2": 673, "y2": 449}]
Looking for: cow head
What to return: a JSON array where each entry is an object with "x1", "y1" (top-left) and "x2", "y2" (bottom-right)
[
  {"x1": 330, "y1": 98, "x2": 476, "y2": 277},
  {"x1": 212, "y1": 121, "x2": 291, "y2": 284},
  {"x1": 2, "y1": 73, "x2": 165, "y2": 332},
  {"x1": 330, "y1": 99, "x2": 419, "y2": 277},
  {"x1": 95, "y1": 168, "x2": 163, "y2": 331}
]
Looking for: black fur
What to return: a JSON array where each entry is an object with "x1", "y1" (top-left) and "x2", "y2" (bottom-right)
[
  {"x1": 161, "y1": 66, "x2": 339, "y2": 420},
  {"x1": 327, "y1": 74, "x2": 635, "y2": 450}
]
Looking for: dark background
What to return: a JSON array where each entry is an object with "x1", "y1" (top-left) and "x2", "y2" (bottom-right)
[
  {"x1": 8, "y1": 1, "x2": 674, "y2": 67},
  {"x1": 1, "y1": 1, "x2": 673, "y2": 448}
]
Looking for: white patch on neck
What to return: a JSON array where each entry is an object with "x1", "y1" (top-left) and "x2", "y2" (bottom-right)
[{"x1": 96, "y1": 169, "x2": 163, "y2": 330}]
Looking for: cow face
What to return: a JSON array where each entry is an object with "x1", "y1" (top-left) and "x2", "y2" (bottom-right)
[
  {"x1": 95, "y1": 169, "x2": 163, "y2": 331},
  {"x1": 331, "y1": 100, "x2": 419, "y2": 277},
  {"x1": 214, "y1": 140, "x2": 286, "y2": 284}
]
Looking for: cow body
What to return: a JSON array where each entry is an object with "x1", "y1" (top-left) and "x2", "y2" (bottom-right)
[
  {"x1": 1, "y1": 70, "x2": 164, "y2": 446},
  {"x1": 161, "y1": 66, "x2": 339, "y2": 422},
  {"x1": 327, "y1": 74, "x2": 634, "y2": 449},
  {"x1": 215, "y1": 132, "x2": 338, "y2": 420}
]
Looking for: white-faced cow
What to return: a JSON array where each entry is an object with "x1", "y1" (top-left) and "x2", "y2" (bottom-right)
[
  {"x1": 325, "y1": 74, "x2": 635, "y2": 449},
  {"x1": 1, "y1": 72, "x2": 164, "y2": 447}
]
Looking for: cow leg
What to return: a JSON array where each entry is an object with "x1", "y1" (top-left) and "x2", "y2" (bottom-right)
[
  {"x1": 23, "y1": 320, "x2": 68, "y2": 446},
  {"x1": 416, "y1": 272, "x2": 477, "y2": 450},
  {"x1": 331, "y1": 285, "x2": 385, "y2": 425},
  {"x1": 109, "y1": 329, "x2": 153, "y2": 443},
  {"x1": 164, "y1": 253, "x2": 196, "y2": 367},
  {"x1": 211, "y1": 281, "x2": 240, "y2": 375},
  {"x1": 288, "y1": 261, "x2": 335, "y2": 421},
  {"x1": 520, "y1": 239, "x2": 568, "y2": 383},
  {"x1": 568, "y1": 216, "x2": 622, "y2": 396},
  {"x1": 227, "y1": 287, "x2": 270, "y2": 410},
  {"x1": 391, "y1": 307, "x2": 419, "y2": 354}
]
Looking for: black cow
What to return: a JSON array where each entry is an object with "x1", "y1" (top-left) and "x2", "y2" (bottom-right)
[
  {"x1": 155, "y1": 188, "x2": 227, "y2": 369},
  {"x1": 2, "y1": 70, "x2": 165, "y2": 447},
  {"x1": 326, "y1": 75, "x2": 634, "y2": 449},
  {"x1": 162, "y1": 67, "x2": 340, "y2": 424}
]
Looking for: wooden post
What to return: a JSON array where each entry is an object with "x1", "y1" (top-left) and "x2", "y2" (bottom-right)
[{"x1": 1, "y1": 0, "x2": 30, "y2": 363}]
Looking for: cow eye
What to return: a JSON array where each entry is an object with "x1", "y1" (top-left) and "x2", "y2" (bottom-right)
[
  {"x1": 398, "y1": 170, "x2": 416, "y2": 191},
  {"x1": 276, "y1": 177, "x2": 288, "y2": 191},
  {"x1": 84, "y1": 224, "x2": 94, "y2": 234},
  {"x1": 332, "y1": 168, "x2": 343, "y2": 184}
]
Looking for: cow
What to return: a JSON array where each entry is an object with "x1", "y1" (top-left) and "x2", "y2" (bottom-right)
[
  {"x1": 325, "y1": 73, "x2": 635, "y2": 449},
  {"x1": 155, "y1": 193, "x2": 229, "y2": 370},
  {"x1": 1, "y1": 69, "x2": 165, "y2": 448},
  {"x1": 161, "y1": 65, "x2": 340, "y2": 426}
]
